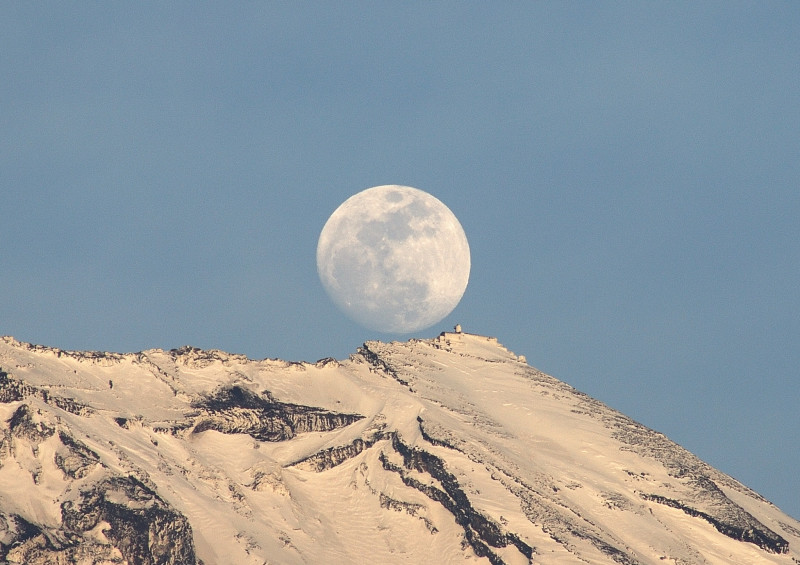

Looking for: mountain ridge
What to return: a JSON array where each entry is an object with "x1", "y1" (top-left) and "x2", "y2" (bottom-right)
[{"x1": 0, "y1": 332, "x2": 798, "y2": 564}]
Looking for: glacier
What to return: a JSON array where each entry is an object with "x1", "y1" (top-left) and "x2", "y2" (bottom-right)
[{"x1": 0, "y1": 331, "x2": 798, "y2": 564}]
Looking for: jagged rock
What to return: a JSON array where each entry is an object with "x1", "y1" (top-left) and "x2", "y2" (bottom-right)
[
  {"x1": 168, "y1": 345, "x2": 249, "y2": 368},
  {"x1": 0, "y1": 369, "x2": 92, "y2": 416},
  {"x1": 378, "y1": 493, "x2": 439, "y2": 534},
  {"x1": 55, "y1": 431, "x2": 101, "y2": 479},
  {"x1": 357, "y1": 342, "x2": 410, "y2": 386},
  {"x1": 61, "y1": 475, "x2": 198, "y2": 565},
  {"x1": 0, "y1": 334, "x2": 798, "y2": 564},
  {"x1": 0, "y1": 430, "x2": 12, "y2": 463},
  {"x1": 641, "y1": 491, "x2": 788, "y2": 554},
  {"x1": 0, "y1": 369, "x2": 26, "y2": 403},
  {"x1": 8, "y1": 404, "x2": 55, "y2": 443},
  {"x1": 0, "y1": 512, "x2": 124, "y2": 564},
  {"x1": 291, "y1": 434, "x2": 390, "y2": 472},
  {"x1": 191, "y1": 385, "x2": 363, "y2": 441},
  {"x1": 381, "y1": 433, "x2": 535, "y2": 565},
  {"x1": 314, "y1": 357, "x2": 339, "y2": 368}
]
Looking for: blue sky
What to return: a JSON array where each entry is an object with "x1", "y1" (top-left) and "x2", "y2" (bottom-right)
[{"x1": 2, "y1": 4, "x2": 798, "y2": 519}]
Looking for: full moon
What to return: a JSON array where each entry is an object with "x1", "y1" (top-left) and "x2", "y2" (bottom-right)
[{"x1": 317, "y1": 185, "x2": 470, "y2": 333}]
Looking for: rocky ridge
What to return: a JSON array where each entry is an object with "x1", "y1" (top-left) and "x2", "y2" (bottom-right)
[{"x1": 0, "y1": 333, "x2": 798, "y2": 564}]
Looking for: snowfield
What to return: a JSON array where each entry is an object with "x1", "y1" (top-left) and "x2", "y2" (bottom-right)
[{"x1": 1, "y1": 331, "x2": 798, "y2": 564}]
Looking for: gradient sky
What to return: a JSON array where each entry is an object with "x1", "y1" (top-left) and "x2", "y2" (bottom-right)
[{"x1": 2, "y1": 4, "x2": 798, "y2": 520}]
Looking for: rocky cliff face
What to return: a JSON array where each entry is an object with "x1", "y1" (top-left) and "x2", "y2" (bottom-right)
[
  {"x1": 0, "y1": 400, "x2": 198, "y2": 565},
  {"x1": 191, "y1": 384, "x2": 363, "y2": 441},
  {"x1": 0, "y1": 333, "x2": 798, "y2": 564}
]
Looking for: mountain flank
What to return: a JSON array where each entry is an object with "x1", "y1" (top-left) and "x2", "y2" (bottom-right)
[{"x1": 1, "y1": 332, "x2": 798, "y2": 564}]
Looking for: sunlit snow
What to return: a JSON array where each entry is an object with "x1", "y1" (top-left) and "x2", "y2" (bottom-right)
[{"x1": 0, "y1": 333, "x2": 798, "y2": 564}]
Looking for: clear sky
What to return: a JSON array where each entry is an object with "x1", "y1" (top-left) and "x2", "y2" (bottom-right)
[{"x1": 2, "y1": 4, "x2": 798, "y2": 520}]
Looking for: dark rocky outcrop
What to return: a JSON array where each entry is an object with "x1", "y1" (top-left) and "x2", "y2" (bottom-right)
[
  {"x1": 573, "y1": 392, "x2": 790, "y2": 555},
  {"x1": 0, "y1": 430, "x2": 12, "y2": 463},
  {"x1": 379, "y1": 493, "x2": 439, "y2": 534},
  {"x1": 291, "y1": 429, "x2": 391, "y2": 471},
  {"x1": 168, "y1": 345, "x2": 249, "y2": 368},
  {"x1": 8, "y1": 404, "x2": 55, "y2": 443},
  {"x1": 642, "y1": 491, "x2": 789, "y2": 554},
  {"x1": 3, "y1": 340, "x2": 126, "y2": 366},
  {"x1": 61, "y1": 475, "x2": 198, "y2": 565},
  {"x1": 357, "y1": 343, "x2": 409, "y2": 386},
  {"x1": 0, "y1": 368, "x2": 92, "y2": 416},
  {"x1": 380, "y1": 434, "x2": 534, "y2": 565},
  {"x1": 55, "y1": 431, "x2": 101, "y2": 479},
  {"x1": 0, "y1": 511, "x2": 124, "y2": 565},
  {"x1": 292, "y1": 437, "x2": 373, "y2": 472},
  {"x1": 0, "y1": 369, "x2": 25, "y2": 403},
  {"x1": 191, "y1": 385, "x2": 363, "y2": 441},
  {"x1": 0, "y1": 484, "x2": 195, "y2": 565},
  {"x1": 314, "y1": 357, "x2": 339, "y2": 368},
  {"x1": 0, "y1": 513, "x2": 47, "y2": 560}
]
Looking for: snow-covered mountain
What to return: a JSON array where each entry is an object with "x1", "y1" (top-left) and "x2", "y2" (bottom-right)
[{"x1": 1, "y1": 331, "x2": 798, "y2": 565}]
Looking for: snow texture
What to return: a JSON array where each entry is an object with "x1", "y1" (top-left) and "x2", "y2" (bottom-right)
[{"x1": 0, "y1": 332, "x2": 798, "y2": 564}]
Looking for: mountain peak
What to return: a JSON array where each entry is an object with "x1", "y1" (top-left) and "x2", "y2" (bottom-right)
[{"x1": 0, "y1": 333, "x2": 798, "y2": 564}]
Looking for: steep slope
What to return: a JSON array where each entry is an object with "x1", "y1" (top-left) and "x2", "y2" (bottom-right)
[{"x1": 0, "y1": 332, "x2": 798, "y2": 565}]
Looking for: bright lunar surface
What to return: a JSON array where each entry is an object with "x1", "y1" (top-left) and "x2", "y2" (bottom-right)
[{"x1": 317, "y1": 185, "x2": 471, "y2": 333}]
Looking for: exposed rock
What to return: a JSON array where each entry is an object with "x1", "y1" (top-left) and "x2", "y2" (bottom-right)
[
  {"x1": 314, "y1": 357, "x2": 339, "y2": 368},
  {"x1": 379, "y1": 493, "x2": 438, "y2": 534},
  {"x1": 0, "y1": 338, "x2": 125, "y2": 366},
  {"x1": 357, "y1": 343, "x2": 409, "y2": 386},
  {"x1": 192, "y1": 385, "x2": 363, "y2": 441},
  {"x1": 0, "y1": 512, "x2": 124, "y2": 564},
  {"x1": 168, "y1": 345, "x2": 250, "y2": 368},
  {"x1": 642, "y1": 491, "x2": 788, "y2": 554},
  {"x1": 0, "y1": 369, "x2": 26, "y2": 403},
  {"x1": 381, "y1": 433, "x2": 535, "y2": 565},
  {"x1": 8, "y1": 404, "x2": 55, "y2": 443},
  {"x1": 114, "y1": 417, "x2": 132, "y2": 429},
  {"x1": 291, "y1": 432, "x2": 391, "y2": 471},
  {"x1": 0, "y1": 513, "x2": 44, "y2": 560},
  {"x1": 0, "y1": 430, "x2": 12, "y2": 463},
  {"x1": 61, "y1": 475, "x2": 198, "y2": 565},
  {"x1": 55, "y1": 431, "x2": 101, "y2": 479},
  {"x1": 568, "y1": 385, "x2": 789, "y2": 554},
  {"x1": 0, "y1": 368, "x2": 92, "y2": 416},
  {"x1": 247, "y1": 464, "x2": 289, "y2": 494},
  {"x1": 1, "y1": 335, "x2": 798, "y2": 564}
]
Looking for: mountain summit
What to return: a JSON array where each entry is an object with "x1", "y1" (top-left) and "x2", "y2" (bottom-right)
[{"x1": 1, "y1": 331, "x2": 798, "y2": 564}]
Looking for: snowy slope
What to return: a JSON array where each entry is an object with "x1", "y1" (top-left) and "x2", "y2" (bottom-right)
[{"x1": 0, "y1": 331, "x2": 798, "y2": 565}]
